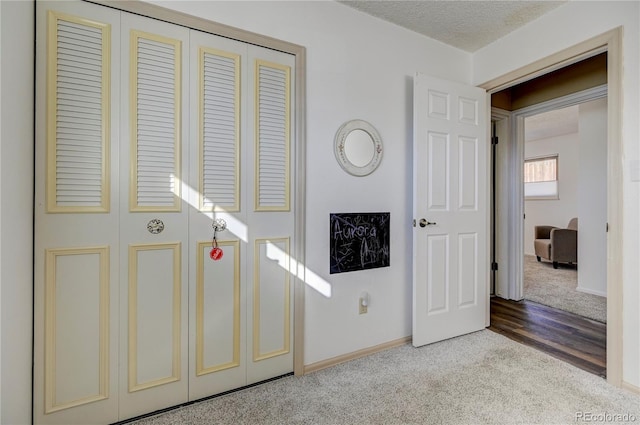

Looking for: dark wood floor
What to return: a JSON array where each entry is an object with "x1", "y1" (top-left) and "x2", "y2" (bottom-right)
[{"x1": 489, "y1": 297, "x2": 606, "y2": 378}]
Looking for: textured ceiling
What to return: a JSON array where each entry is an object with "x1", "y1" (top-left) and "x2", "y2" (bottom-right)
[{"x1": 338, "y1": 1, "x2": 566, "y2": 52}]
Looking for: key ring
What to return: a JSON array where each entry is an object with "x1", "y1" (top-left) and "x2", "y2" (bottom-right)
[{"x1": 212, "y1": 218, "x2": 227, "y2": 233}]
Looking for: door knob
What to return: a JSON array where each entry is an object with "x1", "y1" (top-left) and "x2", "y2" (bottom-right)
[{"x1": 419, "y1": 218, "x2": 436, "y2": 227}]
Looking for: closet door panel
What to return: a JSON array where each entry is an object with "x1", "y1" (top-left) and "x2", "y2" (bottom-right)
[
  {"x1": 34, "y1": 2, "x2": 121, "y2": 424},
  {"x1": 128, "y1": 243, "x2": 182, "y2": 391},
  {"x1": 190, "y1": 240, "x2": 246, "y2": 398},
  {"x1": 254, "y1": 59, "x2": 291, "y2": 212},
  {"x1": 118, "y1": 13, "x2": 190, "y2": 421},
  {"x1": 43, "y1": 247, "x2": 111, "y2": 416},
  {"x1": 196, "y1": 241, "x2": 241, "y2": 373},
  {"x1": 129, "y1": 30, "x2": 182, "y2": 212},
  {"x1": 199, "y1": 49, "x2": 241, "y2": 212},
  {"x1": 246, "y1": 46, "x2": 296, "y2": 385},
  {"x1": 187, "y1": 29, "x2": 248, "y2": 401},
  {"x1": 253, "y1": 238, "x2": 291, "y2": 360}
]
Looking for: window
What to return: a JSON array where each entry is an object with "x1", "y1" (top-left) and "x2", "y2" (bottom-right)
[{"x1": 524, "y1": 155, "x2": 558, "y2": 199}]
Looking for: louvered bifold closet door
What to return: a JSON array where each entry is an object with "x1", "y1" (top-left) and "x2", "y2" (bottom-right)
[
  {"x1": 187, "y1": 30, "x2": 248, "y2": 401},
  {"x1": 246, "y1": 47, "x2": 296, "y2": 385},
  {"x1": 36, "y1": 3, "x2": 299, "y2": 424},
  {"x1": 118, "y1": 13, "x2": 190, "y2": 422},
  {"x1": 34, "y1": 2, "x2": 121, "y2": 425}
]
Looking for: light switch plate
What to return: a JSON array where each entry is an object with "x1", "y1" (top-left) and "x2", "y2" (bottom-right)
[{"x1": 359, "y1": 298, "x2": 368, "y2": 314}]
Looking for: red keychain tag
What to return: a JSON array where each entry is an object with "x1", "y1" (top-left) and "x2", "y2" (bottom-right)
[
  {"x1": 210, "y1": 246, "x2": 223, "y2": 261},
  {"x1": 210, "y1": 222, "x2": 225, "y2": 261}
]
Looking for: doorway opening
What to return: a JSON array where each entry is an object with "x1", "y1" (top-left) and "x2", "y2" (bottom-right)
[
  {"x1": 490, "y1": 94, "x2": 608, "y2": 379},
  {"x1": 482, "y1": 30, "x2": 622, "y2": 386}
]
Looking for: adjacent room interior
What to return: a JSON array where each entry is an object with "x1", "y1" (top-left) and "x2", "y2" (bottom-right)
[{"x1": 523, "y1": 102, "x2": 607, "y2": 323}]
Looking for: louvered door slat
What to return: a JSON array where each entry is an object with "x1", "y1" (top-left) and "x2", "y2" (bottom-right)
[
  {"x1": 58, "y1": 99, "x2": 102, "y2": 111},
  {"x1": 57, "y1": 46, "x2": 102, "y2": 60},
  {"x1": 199, "y1": 47, "x2": 240, "y2": 211},
  {"x1": 131, "y1": 31, "x2": 181, "y2": 211},
  {"x1": 47, "y1": 11, "x2": 110, "y2": 212},
  {"x1": 57, "y1": 108, "x2": 101, "y2": 118},
  {"x1": 58, "y1": 62, "x2": 102, "y2": 76},
  {"x1": 57, "y1": 82, "x2": 102, "y2": 96},
  {"x1": 58, "y1": 39, "x2": 104, "y2": 56}
]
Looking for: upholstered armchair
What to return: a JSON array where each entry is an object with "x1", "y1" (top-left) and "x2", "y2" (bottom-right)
[{"x1": 534, "y1": 217, "x2": 578, "y2": 269}]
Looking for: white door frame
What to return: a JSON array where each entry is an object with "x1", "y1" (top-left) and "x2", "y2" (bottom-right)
[
  {"x1": 480, "y1": 28, "x2": 623, "y2": 387},
  {"x1": 490, "y1": 108, "x2": 512, "y2": 300},
  {"x1": 92, "y1": 0, "x2": 307, "y2": 376}
]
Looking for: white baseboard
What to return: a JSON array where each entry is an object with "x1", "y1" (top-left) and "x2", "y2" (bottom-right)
[
  {"x1": 303, "y1": 336, "x2": 412, "y2": 374},
  {"x1": 576, "y1": 286, "x2": 607, "y2": 297},
  {"x1": 622, "y1": 381, "x2": 640, "y2": 395}
]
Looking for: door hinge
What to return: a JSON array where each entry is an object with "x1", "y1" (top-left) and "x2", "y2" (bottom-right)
[
  {"x1": 491, "y1": 136, "x2": 499, "y2": 145},
  {"x1": 491, "y1": 262, "x2": 499, "y2": 271},
  {"x1": 413, "y1": 219, "x2": 416, "y2": 228},
  {"x1": 606, "y1": 222, "x2": 609, "y2": 232}
]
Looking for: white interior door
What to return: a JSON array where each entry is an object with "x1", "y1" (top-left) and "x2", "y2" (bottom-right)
[
  {"x1": 245, "y1": 44, "x2": 296, "y2": 385},
  {"x1": 118, "y1": 13, "x2": 190, "y2": 420},
  {"x1": 187, "y1": 29, "x2": 249, "y2": 400},
  {"x1": 412, "y1": 73, "x2": 489, "y2": 347},
  {"x1": 33, "y1": 2, "x2": 121, "y2": 424}
]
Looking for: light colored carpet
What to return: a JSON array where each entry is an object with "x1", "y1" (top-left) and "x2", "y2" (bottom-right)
[
  {"x1": 129, "y1": 331, "x2": 639, "y2": 425},
  {"x1": 523, "y1": 254, "x2": 606, "y2": 323}
]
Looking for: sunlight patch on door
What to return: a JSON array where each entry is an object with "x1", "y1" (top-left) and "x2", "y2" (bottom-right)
[{"x1": 172, "y1": 175, "x2": 332, "y2": 297}]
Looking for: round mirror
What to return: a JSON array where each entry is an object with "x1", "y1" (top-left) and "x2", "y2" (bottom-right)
[
  {"x1": 334, "y1": 120, "x2": 383, "y2": 176},
  {"x1": 343, "y1": 129, "x2": 375, "y2": 167}
]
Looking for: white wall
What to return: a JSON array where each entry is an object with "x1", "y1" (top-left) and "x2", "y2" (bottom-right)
[
  {"x1": 473, "y1": 0, "x2": 640, "y2": 388},
  {"x1": 577, "y1": 98, "x2": 607, "y2": 297},
  {"x1": 0, "y1": 1, "x2": 34, "y2": 424},
  {"x1": 146, "y1": 1, "x2": 471, "y2": 365},
  {"x1": 524, "y1": 132, "x2": 579, "y2": 256}
]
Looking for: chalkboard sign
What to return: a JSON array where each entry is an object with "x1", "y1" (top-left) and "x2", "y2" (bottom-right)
[{"x1": 330, "y1": 212, "x2": 390, "y2": 274}]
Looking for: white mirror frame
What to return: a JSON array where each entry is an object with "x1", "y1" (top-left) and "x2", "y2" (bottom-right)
[{"x1": 334, "y1": 119, "x2": 383, "y2": 176}]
